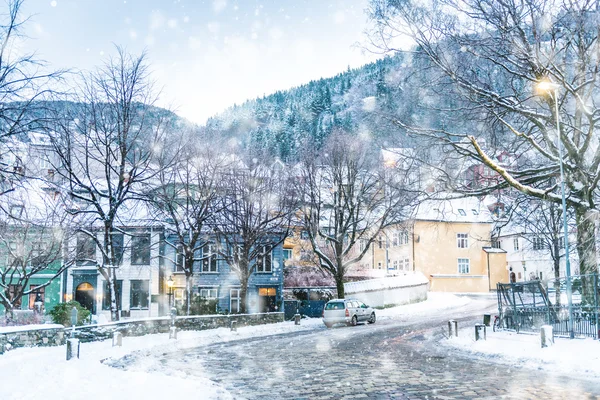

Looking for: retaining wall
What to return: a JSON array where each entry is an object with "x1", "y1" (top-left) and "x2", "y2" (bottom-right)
[{"x1": 0, "y1": 312, "x2": 284, "y2": 353}]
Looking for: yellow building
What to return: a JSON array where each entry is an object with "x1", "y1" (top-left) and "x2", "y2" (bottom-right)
[{"x1": 359, "y1": 197, "x2": 508, "y2": 292}]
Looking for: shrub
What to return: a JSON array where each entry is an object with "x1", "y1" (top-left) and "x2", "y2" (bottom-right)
[
  {"x1": 176, "y1": 295, "x2": 219, "y2": 316},
  {"x1": 48, "y1": 301, "x2": 91, "y2": 326}
]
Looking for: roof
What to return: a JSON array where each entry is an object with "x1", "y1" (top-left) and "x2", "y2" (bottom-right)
[
  {"x1": 413, "y1": 196, "x2": 493, "y2": 223},
  {"x1": 482, "y1": 247, "x2": 507, "y2": 254}
]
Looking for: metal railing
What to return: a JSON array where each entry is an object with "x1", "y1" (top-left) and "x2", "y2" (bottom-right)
[{"x1": 497, "y1": 274, "x2": 600, "y2": 338}]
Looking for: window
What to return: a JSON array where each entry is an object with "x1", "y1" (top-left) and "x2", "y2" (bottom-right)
[
  {"x1": 403, "y1": 231, "x2": 409, "y2": 245},
  {"x1": 378, "y1": 237, "x2": 383, "y2": 249},
  {"x1": 199, "y1": 287, "x2": 218, "y2": 299},
  {"x1": 458, "y1": 209, "x2": 466, "y2": 216},
  {"x1": 283, "y1": 249, "x2": 292, "y2": 261},
  {"x1": 230, "y1": 289, "x2": 240, "y2": 314},
  {"x1": 256, "y1": 246, "x2": 272, "y2": 273},
  {"x1": 175, "y1": 244, "x2": 184, "y2": 272},
  {"x1": 110, "y1": 233, "x2": 124, "y2": 266},
  {"x1": 30, "y1": 242, "x2": 45, "y2": 266},
  {"x1": 28, "y1": 285, "x2": 45, "y2": 310},
  {"x1": 458, "y1": 258, "x2": 470, "y2": 274},
  {"x1": 392, "y1": 260, "x2": 398, "y2": 270},
  {"x1": 457, "y1": 233, "x2": 469, "y2": 248},
  {"x1": 559, "y1": 237, "x2": 565, "y2": 249},
  {"x1": 130, "y1": 280, "x2": 149, "y2": 309},
  {"x1": 513, "y1": 238, "x2": 519, "y2": 251},
  {"x1": 491, "y1": 240, "x2": 501, "y2": 249},
  {"x1": 533, "y1": 237, "x2": 545, "y2": 250},
  {"x1": 76, "y1": 233, "x2": 96, "y2": 266},
  {"x1": 202, "y1": 244, "x2": 218, "y2": 272},
  {"x1": 404, "y1": 258, "x2": 410, "y2": 271},
  {"x1": 377, "y1": 262, "x2": 382, "y2": 269},
  {"x1": 472, "y1": 209, "x2": 479, "y2": 216},
  {"x1": 131, "y1": 234, "x2": 151, "y2": 265},
  {"x1": 102, "y1": 280, "x2": 122, "y2": 310},
  {"x1": 392, "y1": 231, "x2": 399, "y2": 247},
  {"x1": 8, "y1": 285, "x2": 22, "y2": 308},
  {"x1": 300, "y1": 230, "x2": 309, "y2": 240}
]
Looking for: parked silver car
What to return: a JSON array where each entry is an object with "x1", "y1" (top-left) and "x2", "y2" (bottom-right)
[{"x1": 322, "y1": 298, "x2": 376, "y2": 328}]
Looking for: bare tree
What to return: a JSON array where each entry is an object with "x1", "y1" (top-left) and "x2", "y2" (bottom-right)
[
  {"x1": 0, "y1": 0, "x2": 65, "y2": 182},
  {"x1": 49, "y1": 47, "x2": 168, "y2": 321},
  {"x1": 0, "y1": 179, "x2": 73, "y2": 321},
  {"x1": 149, "y1": 135, "x2": 226, "y2": 315},
  {"x1": 212, "y1": 160, "x2": 295, "y2": 314},
  {"x1": 368, "y1": 0, "x2": 600, "y2": 300},
  {"x1": 297, "y1": 130, "x2": 411, "y2": 298}
]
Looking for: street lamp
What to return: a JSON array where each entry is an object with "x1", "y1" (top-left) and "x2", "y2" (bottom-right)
[
  {"x1": 166, "y1": 275, "x2": 174, "y2": 309},
  {"x1": 536, "y1": 78, "x2": 574, "y2": 339}
]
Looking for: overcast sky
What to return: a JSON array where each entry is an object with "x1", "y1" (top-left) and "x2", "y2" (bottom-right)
[{"x1": 20, "y1": 0, "x2": 381, "y2": 124}]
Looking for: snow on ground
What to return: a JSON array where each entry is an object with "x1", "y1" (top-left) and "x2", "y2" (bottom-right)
[
  {"x1": 0, "y1": 293, "x2": 472, "y2": 400},
  {"x1": 441, "y1": 324, "x2": 600, "y2": 379}
]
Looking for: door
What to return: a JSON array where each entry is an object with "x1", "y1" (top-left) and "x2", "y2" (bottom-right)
[
  {"x1": 258, "y1": 287, "x2": 277, "y2": 312},
  {"x1": 75, "y1": 282, "x2": 95, "y2": 314}
]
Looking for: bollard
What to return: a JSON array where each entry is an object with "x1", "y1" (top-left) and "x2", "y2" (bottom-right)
[
  {"x1": 475, "y1": 323, "x2": 486, "y2": 341},
  {"x1": 483, "y1": 314, "x2": 491, "y2": 327},
  {"x1": 448, "y1": 320, "x2": 458, "y2": 338},
  {"x1": 169, "y1": 326, "x2": 177, "y2": 340},
  {"x1": 66, "y1": 338, "x2": 80, "y2": 360},
  {"x1": 231, "y1": 320, "x2": 237, "y2": 332},
  {"x1": 294, "y1": 313, "x2": 301, "y2": 325},
  {"x1": 540, "y1": 325, "x2": 554, "y2": 348},
  {"x1": 112, "y1": 332, "x2": 122, "y2": 347}
]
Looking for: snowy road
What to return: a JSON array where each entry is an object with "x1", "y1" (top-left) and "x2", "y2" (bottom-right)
[{"x1": 114, "y1": 296, "x2": 600, "y2": 399}]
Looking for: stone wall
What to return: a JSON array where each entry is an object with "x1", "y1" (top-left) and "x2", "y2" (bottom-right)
[
  {"x1": 0, "y1": 325, "x2": 65, "y2": 354},
  {"x1": 0, "y1": 312, "x2": 285, "y2": 352}
]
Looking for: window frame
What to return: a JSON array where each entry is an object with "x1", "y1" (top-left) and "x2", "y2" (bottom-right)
[
  {"x1": 28, "y1": 284, "x2": 45, "y2": 310},
  {"x1": 256, "y1": 245, "x2": 273, "y2": 273},
  {"x1": 76, "y1": 233, "x2": 96, "y2": 266},
  {"x1": 199, "y1": 287, "x2": 218, "y2": 299},
  {"x1": 513, "y1": 237, "x2": 519, "y2": 251},
  {"x1": 458, "y1": 258, "x2": 470, "y2": 274},
  {"x1": 102, "y1": 280, "x2": 123, "y2": 311},
  {"x1": 201, "y1": 244, "x2": 218, "y2": 273},
  {"x1": 131, "y1": 234, "x2": 151, "y2": 266},
  {"x1": 129, "y1": 279, "x2": 149, "y2": 309},
  {"x1": 457, "y1": 233, "x2": 469, "y2": 249}
]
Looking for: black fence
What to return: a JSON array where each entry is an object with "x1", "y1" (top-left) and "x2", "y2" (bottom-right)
[{"x1": 497, "y1": 274, "x2": 600, "y2": 338}]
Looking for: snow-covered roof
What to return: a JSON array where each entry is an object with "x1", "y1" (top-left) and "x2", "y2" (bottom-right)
[{"x1": 413, "y1": 196, "x2": 493, "y2": 223}]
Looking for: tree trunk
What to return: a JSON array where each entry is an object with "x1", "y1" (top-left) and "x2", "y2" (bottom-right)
[
  {"x1": 335, "y1": 266, "x2": 345, "y2": 299},
  {"x1": 2, "y1": 301, "x2": 14, "y2": 324},
  {"x1": 554, "y1": 249, "x2": 561, "y2": 307},
  {"x1": 185, "y1": 272, "x2": 192, "y2": 316},
  {"x1": 576, "y1": 208, "x2": 598, "y2": 305},
  {"x1": 239, "y1": 275, "x2": 249, "y2": 314},
  {"x1": 109, "y1": 269, "x2": 120, "y2": 321}
]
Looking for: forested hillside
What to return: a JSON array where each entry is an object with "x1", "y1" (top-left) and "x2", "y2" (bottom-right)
[{"x1": 205, "y1": 53, "x2": 425, "y2": 161}]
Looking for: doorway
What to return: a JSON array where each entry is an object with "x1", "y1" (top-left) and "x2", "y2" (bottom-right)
[
  {"x1": 75, "y1": 282, "x2": 95, "y2": 313},
  {"x1": 258, "y1": 287, "x2": 277, "y2": 313}
]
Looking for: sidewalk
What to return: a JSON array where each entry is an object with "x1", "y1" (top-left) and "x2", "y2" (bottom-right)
[{"x1": 440, "y1": 323, "x2": 600, "y2": 379}]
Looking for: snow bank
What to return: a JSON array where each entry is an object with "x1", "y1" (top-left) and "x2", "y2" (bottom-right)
[{"x1": 442, "y1": 325, "x2": 600, "y2": 378}]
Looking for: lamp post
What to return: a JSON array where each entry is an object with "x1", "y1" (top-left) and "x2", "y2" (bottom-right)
[
  {"x1": 536, "y1": 79, "x2": 574, "y2": 339},
  {"x1": 166, "y1": 275, "x2": 174, "y2": 310}
]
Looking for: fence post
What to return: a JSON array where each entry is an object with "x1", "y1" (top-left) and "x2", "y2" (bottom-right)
[{"x1": 511, "y1": 288, "x2": 518, "y2": 331}]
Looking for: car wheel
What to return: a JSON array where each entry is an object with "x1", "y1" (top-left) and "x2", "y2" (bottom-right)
[
  {"x1": 351, "y1": 315, "x2": 358, "y2": 326},
  {"x1": 368, "y1": 312, "x2": 376, "y2": 324}
]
